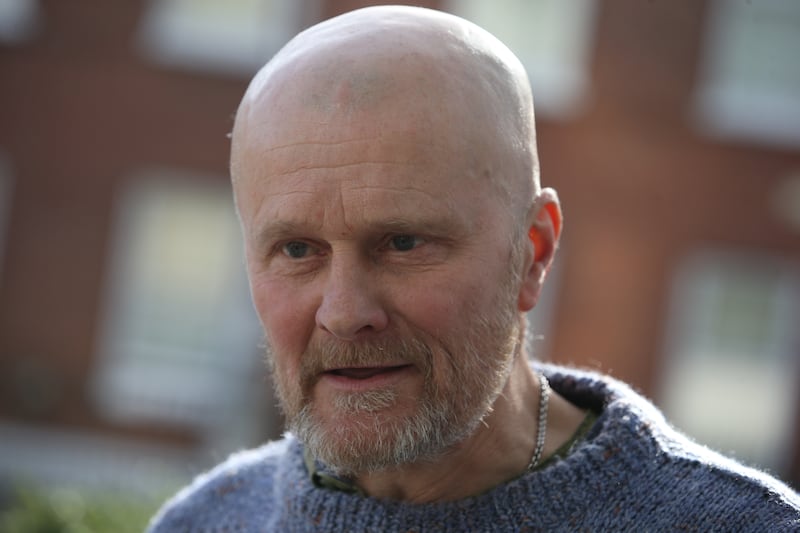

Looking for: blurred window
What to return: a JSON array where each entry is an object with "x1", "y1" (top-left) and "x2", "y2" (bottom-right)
[
  {"x1": 660, "y1": 250, "x2": 799, "y2": 476},
  {"x1": 92, "y1": 170, "x2": 268, "y2": 449},
  {"x1": 445, "y1": 0, "x2": 597, "y2": 119},
  {"x1": 0, "y1": 0, "x2": 39, "y2": 43},
  {"x1": 0, "y1": 421, "x2": 196, "y2": 497},
  {"x1": 695, "y1": 0, "x2": 800, "y2": 148},
  {"x1": 137, "y1": 0, "x2": 313, "y2": 75}
]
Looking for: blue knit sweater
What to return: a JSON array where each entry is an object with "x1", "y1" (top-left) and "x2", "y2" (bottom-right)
[{"x1": 148, "y1": 366, "x2": 799, "y2": 532}]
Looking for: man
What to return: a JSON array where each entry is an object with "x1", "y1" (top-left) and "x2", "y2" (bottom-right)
[{"x1": 149, "y1": 5, "x2": 798, "y2": 531}]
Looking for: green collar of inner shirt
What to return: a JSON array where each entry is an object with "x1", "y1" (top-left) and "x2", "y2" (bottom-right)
[{"x1": 304, "y1": 409, "x2": 599, "y2": 495}]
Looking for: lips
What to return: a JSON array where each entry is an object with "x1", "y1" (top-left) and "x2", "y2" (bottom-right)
[{"x1": 327, "y1": 365, "x2": 410, "y2": 380}]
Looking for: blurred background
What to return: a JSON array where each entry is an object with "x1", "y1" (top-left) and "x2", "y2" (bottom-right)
[{"x1": 0, "y1": 0, "x2": 798, "y2": 529}]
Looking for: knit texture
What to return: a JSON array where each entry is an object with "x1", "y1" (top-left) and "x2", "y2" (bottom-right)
[{"x1": 148, "y1": 365, "x2": 800, "y2": 532}]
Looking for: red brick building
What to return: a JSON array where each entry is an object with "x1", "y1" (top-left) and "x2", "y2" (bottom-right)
[{"x1": 0, "y1": 0, "x2": 798, "y2": 496}]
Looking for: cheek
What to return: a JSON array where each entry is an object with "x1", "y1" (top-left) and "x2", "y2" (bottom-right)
[
  {"x1": 249, "y1": 274, "x2": 317, "y2": 360},
  {"x1": 391, "y1": 273, "x2": 491, "y2": 338}
]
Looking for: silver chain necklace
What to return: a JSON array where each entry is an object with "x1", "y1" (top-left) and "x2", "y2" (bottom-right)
[{"x1": 527, "y1": 372, "x2": 551, "y2": 471}]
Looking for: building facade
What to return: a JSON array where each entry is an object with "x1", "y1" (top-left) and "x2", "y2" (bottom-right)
[{"x1": 0, "y1": 0, "x2": 798, "y2": 496}]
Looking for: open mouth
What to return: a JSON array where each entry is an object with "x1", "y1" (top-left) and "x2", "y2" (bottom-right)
[{"x1": 326, "y1": 365, "x2": 411, "y2": 380}]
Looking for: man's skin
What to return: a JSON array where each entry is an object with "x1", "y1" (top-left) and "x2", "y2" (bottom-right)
[{"x1": 230, "y1": 6, "x2": 586, "y2": 503}]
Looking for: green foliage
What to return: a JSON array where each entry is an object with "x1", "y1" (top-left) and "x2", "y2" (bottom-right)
[{"x1": 0, "y1": 487, "x2": 159, "y2": 533}]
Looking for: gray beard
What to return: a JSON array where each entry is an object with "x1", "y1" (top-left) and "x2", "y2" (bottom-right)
[
  {"x1": 278, "y1": 320, "x2": 519, "y2": 476},
  {"x1": 290, "y1": 390, "x2": 459, "y2": 475}
]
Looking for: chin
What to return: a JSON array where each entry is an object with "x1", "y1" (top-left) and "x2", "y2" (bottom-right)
[{"x1": 292, "y1": 396, "x2": 458, "y2": 475}]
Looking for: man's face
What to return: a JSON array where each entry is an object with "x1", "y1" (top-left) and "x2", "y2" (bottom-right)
[{"x1": 234, "y1": 101, "x2": 527, "y2": 474}]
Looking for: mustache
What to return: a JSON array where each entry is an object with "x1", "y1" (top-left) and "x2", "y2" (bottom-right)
[{"x1": 300, "y1": 335, "x2": 434, "y2": 386}]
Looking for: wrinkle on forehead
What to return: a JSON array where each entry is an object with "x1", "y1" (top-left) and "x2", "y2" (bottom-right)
[
  {"x1": 241, "y1": 134, "x2": 461, "y2": 183},
  {"x1": 269, "y1": 160, "x2": 423, "y2": 180},
  {"x1": 247, "y1": 136, "x2": 446, "y2": 164}
]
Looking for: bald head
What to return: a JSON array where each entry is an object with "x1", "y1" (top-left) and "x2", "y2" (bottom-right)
[{"x1": 231, "y1": 5, "x2": 541, "y2": 217}]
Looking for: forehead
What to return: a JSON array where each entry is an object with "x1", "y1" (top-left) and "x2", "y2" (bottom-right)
[{"x1": 234, "y1": 116, "x2": 497, "y2": 238}]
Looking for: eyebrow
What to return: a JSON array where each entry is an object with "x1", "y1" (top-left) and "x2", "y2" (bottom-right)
[
  {"x1": 252, "y1": 221, "x2": 308, "y2": 252},
  {"x1": 253, "y1": 215, "x2": 467, "y2": 251}
]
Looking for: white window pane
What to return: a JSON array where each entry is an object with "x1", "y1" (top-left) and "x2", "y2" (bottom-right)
[
  {"x1": 695, "y1": 0, "x2": 800, "y2": 147},
  {"x1": 446, "y1": 0, "x2": 597, "y2": 119},
  {"x1": 138, "y1": 0, "x2": 306, "y2": 75},
  {"x1": 0, "y1": 0, "x2": 39, "y2": 43}
]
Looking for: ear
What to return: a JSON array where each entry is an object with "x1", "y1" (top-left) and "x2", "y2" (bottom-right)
[{"x1": 518, "y1": 188, "x2": 562, "y2": 312}]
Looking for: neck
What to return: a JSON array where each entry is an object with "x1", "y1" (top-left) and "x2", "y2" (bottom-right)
[{"x1": 355, "y1": 355, "x2": 543, "y2": 503}]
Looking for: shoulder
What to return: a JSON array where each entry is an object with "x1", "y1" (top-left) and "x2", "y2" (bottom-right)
[
  {"x1": 543, "y1": 365, "x2": 799, "y2": 530},
  {"x1": 146, "y1": 437, "x2": 300, "y2": 532},
  {"x1": 635, "y1": 432, "x2": 799, "y2": 530},
  {"x1": 643, "y1": 420, "x2": 799, "y2": 529}
]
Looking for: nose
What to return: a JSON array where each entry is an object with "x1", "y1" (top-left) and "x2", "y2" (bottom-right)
[{"x1": 315, "y1": 258, "x2": 388, "y2": 341}]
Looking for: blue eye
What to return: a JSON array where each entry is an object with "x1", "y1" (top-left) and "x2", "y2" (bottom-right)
[
  {"x1": 389, "y1": 235, "x2": 419, "y2": 252},
  {"x1": 283, "y1": 241, "x2": 309, "y2": 258}
]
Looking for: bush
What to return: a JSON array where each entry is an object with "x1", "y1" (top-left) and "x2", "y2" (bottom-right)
[{"x1": 0, "y1": 487, "x2": 159, "y2": 533}]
